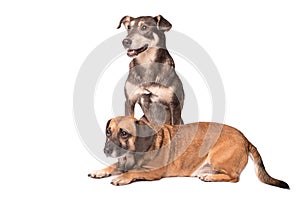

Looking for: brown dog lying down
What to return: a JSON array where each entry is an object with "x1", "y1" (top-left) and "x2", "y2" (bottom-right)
[{"x1": 88, "y1": 116, "x2": 289, "y2": 189}]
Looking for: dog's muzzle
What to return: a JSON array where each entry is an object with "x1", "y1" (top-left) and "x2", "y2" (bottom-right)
[
  {"x1": 126, "y1": 44, "x2": 148, "y2": 57},
  {"x1": 104, "y1": 140, "x2": 127, "y2": 158},
  {"x1": 122, "y1": 38, "x2": 148, "y2": 57}
]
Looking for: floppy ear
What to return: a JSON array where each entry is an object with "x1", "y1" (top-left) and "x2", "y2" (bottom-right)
[
  {"x1": 117, "y1": 15, "x2": 133, "y2": 29},
  {"x1": 105, "y1": 119, "x2": 112, "y2": 130},
  {"x1": 153, "y1": 15, "x2": 172, "y2": 32},
  {"x1": 134, "y1": 120, "x2": 156, "y2": 152}
]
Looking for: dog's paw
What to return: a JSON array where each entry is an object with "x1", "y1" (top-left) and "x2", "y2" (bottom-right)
[
  {"x1": 111, "y1": 175, "x2": 133, "y2": 186},
  {"x1": 88, "y1": 170, "x2": 111, "y2": 179},
  {"x1": 199, "y1": 174, "x2": 212, "y2": 182}
]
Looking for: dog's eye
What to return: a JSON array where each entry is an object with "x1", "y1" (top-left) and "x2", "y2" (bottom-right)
[
  {"x1": 119, "y1": 129, "x2": 130, "y2": 139},
  {"x1": 106, "y1": 128, "x2": 112, "y2": 137},
  {"x1": 141, "y1": 25, "x2": 147, "y2": 31}
]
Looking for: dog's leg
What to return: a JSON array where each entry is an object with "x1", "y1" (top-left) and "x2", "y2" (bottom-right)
[
  {"x1": 88, "y1": 163, "x2": 122, "y2": 179},
  {"x1": 169, "y1": 104, "x2": 174, "y2": 125},
  {"x1": 117, "y1": 157, "x2": 126, "y2": 171},
  {"x1": 196, "y1": 163, "x2": 239, "y2": 182},
  {"x1": 125, "y1": 99, "x2": 135, "y2": 116},
  {"x1": 139, "y1": 94, "x2": 152, "y2": 122},
  {"x1": 123, "y1": 153, "x2": 136, "y2": 172},
  {"x1": 199, "y1": 173, "x2": 239, "y2": 183},
  {"x1": 199, "y1": 144, "x2": 248, "y2": 183},
  {"x1": 169, "y1": 93, "x2": 182, "y2": 125},
  {"x1": 111, "y1": 168, "x2": 166, "y2": 186},
  {"x1": 169, "y1": 103, "x2": 182, "y2": 125}
]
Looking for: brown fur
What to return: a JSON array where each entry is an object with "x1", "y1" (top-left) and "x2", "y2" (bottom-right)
[{"x1": 89, "y1": 116, "x2": 289, "y2": 189}]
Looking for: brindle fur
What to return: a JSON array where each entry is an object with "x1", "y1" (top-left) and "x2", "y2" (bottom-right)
[{"x1": 119, "y1": 15, "x2": 184, "y2": 126}]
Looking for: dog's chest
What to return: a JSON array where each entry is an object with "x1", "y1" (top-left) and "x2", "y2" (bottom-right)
[
  {"x1": 129, "y1": 63, "x2": 173, "y2": 83},
  {"x1": 125, "y1": 81, "x2": 149, "y2": 98},
  {"x1": 125, "y1": 81, "x2": 174, "y2": 103},
  {"x1": 125, "y1": 64, "x2": 176, "y2": 101}
]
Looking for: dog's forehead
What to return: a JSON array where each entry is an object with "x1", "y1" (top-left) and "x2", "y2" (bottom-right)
[
  {"x1": 118, "y1": 120, "x2": 136, "y2": 133},
  {"x1": 109, "y1": 117, "x2": 137, "y2": 134},
  {"x1": 131, "y1": 16, "x2": 156, "y2": 27}
]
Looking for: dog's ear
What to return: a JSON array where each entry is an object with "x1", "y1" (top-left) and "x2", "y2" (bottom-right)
[
  {"x1": 153, "y1": 15, "x2": 172, "y2": 32},
  {"x1": 105, "y1": 119, "x2": 112, "y2": 130},
  {"x1": 117, "y1": 16, "x2": 133, "y2": 29},
  {"x1": 134, "y1": 120, "x2": 156, "y2": 152}
]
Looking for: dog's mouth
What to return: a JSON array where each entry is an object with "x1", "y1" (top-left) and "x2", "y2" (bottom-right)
[{"x1": 127, "y1": 44, "x2": 148, "y2": 57}]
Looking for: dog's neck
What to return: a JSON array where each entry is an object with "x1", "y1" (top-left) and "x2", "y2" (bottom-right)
[
  {"x1": 129, "y1": 47, "x2": 175, "y2": 69},
  {"x1": 133, "y1": 125, "x2": 175, "y2": 169}
]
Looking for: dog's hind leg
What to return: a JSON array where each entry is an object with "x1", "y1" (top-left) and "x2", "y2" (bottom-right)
[
  {"x1": 201, "y1": 143, "x2": 248, "y2": 183},
  {"x1": 196, "y1": 163, "x2": 240, "y2": 183},
  {"x1": 169, "y1": 93, "x2": 182, "y2": 125},
  {"x1": 199, "y1": 172, "x2": 239, "y2": 183},
  {"x1": 169, "y1": 103, "x2": 183, "y2": 125},
  {"x1": 169, "y1": 103, "x2": 182, "y2": 125}
]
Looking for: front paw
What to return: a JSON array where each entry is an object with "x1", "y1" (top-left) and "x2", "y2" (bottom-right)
[
  {"x1": 88, "y1": 170, "x2": 111, "y2": 179},
  {"x1": 111, "y1": 174, "x2": 133, "y2": 186}
]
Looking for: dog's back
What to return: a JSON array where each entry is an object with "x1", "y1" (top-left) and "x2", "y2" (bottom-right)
[{"x1": 150, "y1": 122, "x2": 289, "y2": 189}]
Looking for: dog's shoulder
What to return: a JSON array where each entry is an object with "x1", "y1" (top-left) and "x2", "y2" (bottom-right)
[{"x1": 155, "y1": 48, "x2": 175, "y2": 67}]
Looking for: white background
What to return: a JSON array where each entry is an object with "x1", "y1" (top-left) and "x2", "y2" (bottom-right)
[{"x1": 1, "y1": 0, "x2": 299, "y2": 196}]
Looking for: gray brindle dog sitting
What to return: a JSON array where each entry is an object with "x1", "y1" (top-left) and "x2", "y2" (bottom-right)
[
  {"x1": 116, "y1": 15, "x2": 185, "y2": 171},
  {"x1": 118, "y1": 15, "x2": 184, "y2": 126}
]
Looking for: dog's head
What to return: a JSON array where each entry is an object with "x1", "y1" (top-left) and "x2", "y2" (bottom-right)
[
  {"x1": 117, "y1": 15, "x2": 172, "y2": 57},
  {"x1": 104, "y1": 116, "x2": 156, "y2": 158}
]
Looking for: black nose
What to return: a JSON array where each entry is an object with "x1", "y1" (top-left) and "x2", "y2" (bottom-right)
[
  {"x1": 122, "y1": 38, "x2": 132, "y2": 48},
  {"x1": 104, "y1": 147, "x2": 112, "y2": 155}
]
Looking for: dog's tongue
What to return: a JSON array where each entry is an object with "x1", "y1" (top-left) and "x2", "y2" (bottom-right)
[{"x1": 127, "y1": 49, "x2": 138, "y2": 57}]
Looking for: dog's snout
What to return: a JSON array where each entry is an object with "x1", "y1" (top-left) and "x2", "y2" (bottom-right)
[
  {"x1": 122, "y1": 38, "x2": 132, "y2": 48},
  {"x1": 104, "y1": 140, "x2": 116, "y2": 156},
  {"x1": 104, "y1": 147, "x2": 112, "y2": 155}
]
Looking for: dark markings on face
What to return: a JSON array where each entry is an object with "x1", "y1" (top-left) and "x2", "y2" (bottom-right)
[
  {"x1": 117, "y1": 128, "x2": 132, "y2": 150},
  {"x1": 143, "y1": 30, "x2": 154, "y2": 40}
]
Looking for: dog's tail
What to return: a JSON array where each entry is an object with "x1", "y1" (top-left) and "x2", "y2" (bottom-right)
[{"x1": 248, "y1": 142, "x2": 290, "y2": 189}]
